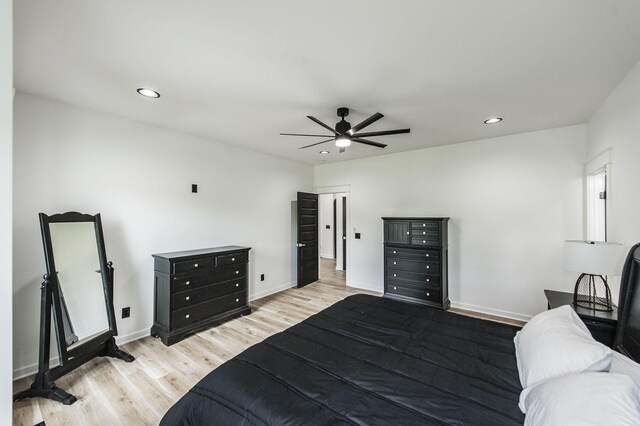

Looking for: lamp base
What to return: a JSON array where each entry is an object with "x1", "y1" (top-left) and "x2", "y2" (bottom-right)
[{"x1": 572, "y1": 273, "x2": 613, "y2": 312}]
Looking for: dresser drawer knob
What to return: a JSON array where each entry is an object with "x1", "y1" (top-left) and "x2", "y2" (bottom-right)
[
  {"x1": 426, "y1": 254, "x2": 429, "y2": 257},
  {"x1": 423, "y1": 240, "x2": 426, "y2": 243},
  {"x1": 426, "y1": 279, "x2": 430, "y2": 282},
  {"x1": 426, "y1": 266, "x2": 430, "y2": 269},
  {"x1": 185, "y1": 281, "x2": 190, "y2": 286},
  {"x1": 393, "y1": 261, "x2": 397, "y2": 265},
  {"x1": 423, "y1": 223, "x2": 426, "y2": 227},
  {"x1": 232, "y1": 258, "x2": 235, "y2": 261},
  {"x1": 393, "y1": 250, "x2": 397, "y2": 254},
  {"x1": 393, "y1": 273, "x2": 397, "y2": 277},
  {"x1": 194, "y1": 263, "x2": 199, "y2": 268},
  {"x1": 426, "y1": 292, "x2": 430, "y2": 297},
  {"x1": 423, "y1": 231, "x2": 426, "y2": 235},
  {"x1": 185, "y1": 296, "x2": 190, "y2": 301},
  {"x1": 235, "y1": 298, "x2": 239, "y2": 302},
  {"x1": 185, "y1": 314, "x2": 190, "y2": 319},
  {"x1": 393, "y1": 286, "x2": 397, "y2": 290},
  {"x1": 406, "y1": 231, "x2": 409, "y2": 235},
  {"x1": 235, "y1": 283, "x2": 239, "y2": 287},
  {"x1": 235, "y1": 270, "x2": 239, "y2": 274}
]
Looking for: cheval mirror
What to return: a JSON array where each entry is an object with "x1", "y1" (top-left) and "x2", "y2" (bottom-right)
[{"x1": 14, "y1": 212, "x2": 134, "y2": 405}]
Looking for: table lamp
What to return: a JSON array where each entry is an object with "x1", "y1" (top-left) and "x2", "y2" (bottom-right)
[{"x1": 564, "y1": 240, "x2": 624, "y2": 311}]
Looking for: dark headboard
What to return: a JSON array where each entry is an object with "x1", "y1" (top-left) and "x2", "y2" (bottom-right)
[{"x1": 614, "y1": 243, "x2": 640, "y2": 362}]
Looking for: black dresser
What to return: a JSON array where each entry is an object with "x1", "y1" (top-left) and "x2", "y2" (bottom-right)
[
  {"x1": 382, "y1": 218, "x2": 450, "y2": 309},
  {"x1": 151, "y1": 246, "x2": 251, "y2": 346}
]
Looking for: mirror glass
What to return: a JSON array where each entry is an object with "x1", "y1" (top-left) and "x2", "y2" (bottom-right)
[{"x1": 49, "y1": 222, "x2": 110, "y2": 347}]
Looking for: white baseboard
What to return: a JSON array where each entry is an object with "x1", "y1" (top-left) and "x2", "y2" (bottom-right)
[
  {"x1": 347, "y1": 281, "x2": 382, "y2": 293},
  {"x1": 450, "y1": 300, "x2": 532, "y2": 322},
  {"x1": 115, "y1": 329, "x2": 150, "y2": 346},
  {"x1": 249, "y1": 281, "x2": 296, "y2": 301}
]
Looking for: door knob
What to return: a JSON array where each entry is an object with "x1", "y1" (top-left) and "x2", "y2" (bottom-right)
[
  {"x1": 296, "y1": 243, "x2": 306, "y2": 248},
  {"x1": 342, "y1": 236, "x2": 347, "y2": 240}
]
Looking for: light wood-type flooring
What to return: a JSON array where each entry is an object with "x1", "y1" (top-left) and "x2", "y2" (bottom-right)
[{"x1": 13, "y1": 258, "x2": 522, "y2": 425}]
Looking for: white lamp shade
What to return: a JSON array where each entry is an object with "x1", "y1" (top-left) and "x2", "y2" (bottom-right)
[{"x1": 564, "y1": 240, "x2": 624, "y2": 276}]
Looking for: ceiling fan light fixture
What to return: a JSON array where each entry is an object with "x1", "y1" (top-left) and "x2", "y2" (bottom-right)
[
  {"x1": 319, "y1": 150, "x2": 330, "y2": 154},
  {"x1": 484, "y1": 117, "x2": 502, "y2": 124},
  {"x1": 137, "y1": 88, "x2": 160, "y2": 98},
  {"x1": 335, "y1": 136, "x2": 351, "y2": 147}
]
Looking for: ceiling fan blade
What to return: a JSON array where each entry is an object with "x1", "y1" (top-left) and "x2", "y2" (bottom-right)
[
  {"x1": 352, "y1": 138, "x2": 387, "y2": 148},
  {"x1": 353, "y1": 128, "x2": 410, "y2": 138},
  {"x1": 280, "y1": 133, "x2": 333, "y2": 137},
  {"x1": 298, "y1": 139, "x2": 334, "y2": 149},
  {"x1": 339, "y1": 147, "x2": 346, "y2": 153},
  {"x1": 307, "y1": 116, "x2": 339, "y2": 135},
  {"x1": 350, "y1": 112, "x2": 384, "y2": 134}
]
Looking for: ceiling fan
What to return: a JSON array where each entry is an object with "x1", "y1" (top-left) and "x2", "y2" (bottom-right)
[{"x1": 281, "y1": 107, "x2": 410, "y2": 153}]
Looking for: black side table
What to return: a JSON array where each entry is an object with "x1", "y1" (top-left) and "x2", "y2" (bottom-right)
[{"x1": 544, "y1": 289, "x2": 618, "y2": 347}]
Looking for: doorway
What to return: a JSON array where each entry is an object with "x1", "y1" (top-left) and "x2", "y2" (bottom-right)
[{"x1": 318, "y1": 192, "x2": 347, "y2": 287}]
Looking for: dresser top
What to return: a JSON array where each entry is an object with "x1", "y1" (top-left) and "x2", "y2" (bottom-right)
[
  {"x1": 152, "y1": 245, "x2": 251, "y2": 260},
  {"x1": 381, "y1": 217, "x2": 449, "y2": 221}
]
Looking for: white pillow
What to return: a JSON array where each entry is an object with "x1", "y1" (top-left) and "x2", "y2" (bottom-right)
[
  {"x1": 611, "y1": 351, "x2": 640, "y2": 387},
  {"x1": 520, "y1": 373, "x2": 640, "y2": 425},
  {"x1": 514, "y1": 305, "x2": 611, "y2": 389}
]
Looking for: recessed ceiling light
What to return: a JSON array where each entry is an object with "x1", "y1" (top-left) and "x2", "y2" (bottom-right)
[
  {"x1": 137, "y1": 88, "x2": 160, "y2": 98},
  {"x1": 484, "y1": 117, "x2": 502, "y2": 124},
  {"x1": 319, "y1": 150, "x2": 330, "y2": 154}
]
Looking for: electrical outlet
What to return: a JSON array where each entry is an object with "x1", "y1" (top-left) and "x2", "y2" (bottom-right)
[
  {"x1": 191, "y1": 184, "x2": 198, "y2": 193},
  {"x1": 122, "y1": 307, "x2": 130, "y2": 319},
  {"x1": 260, "y1": 274, "x2": 265, "y2": 281}
]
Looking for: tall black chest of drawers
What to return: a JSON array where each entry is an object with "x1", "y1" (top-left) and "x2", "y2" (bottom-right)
[
  {"x1": 151, "y1": 246, "x2": 251, "y2": 346},
  {"x1": 382, "y1": 218, "x2": 450, "y2": 309}
]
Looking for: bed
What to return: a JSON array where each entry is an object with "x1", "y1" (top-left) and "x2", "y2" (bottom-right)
[{"x1": 161, "y1": 243, "x2": 640, "y2": 425}]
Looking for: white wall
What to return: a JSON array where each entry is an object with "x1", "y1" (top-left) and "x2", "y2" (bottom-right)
[
  {"x1": 318, "y1": 194, "x2": 334, "y2": 259},
  {"x1": 1, "y1": 0, "x2": 13, "y2": 421},
  {"x1": 13, "y1": 93, "x2": 313, "y2": 376},
  {"x1": 315, "y1": 125, "x2": 586, "y2": 320},
  {"x1": 587, "y1": 57, "x2": 640, "y2": 300}
]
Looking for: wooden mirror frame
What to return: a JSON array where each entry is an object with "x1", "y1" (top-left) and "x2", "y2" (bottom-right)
[{"x1": 14, "y1": 212, "x2": 134, "y2": 405}]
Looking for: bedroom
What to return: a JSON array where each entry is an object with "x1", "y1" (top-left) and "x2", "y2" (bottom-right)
[{"x1": 3, "y1": 0, "x2": 640, "y2": 424}]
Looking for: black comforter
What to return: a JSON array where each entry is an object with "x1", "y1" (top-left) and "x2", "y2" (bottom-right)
[{"x1": 161, "y1": 294, "x2": 524, "y2": 425}]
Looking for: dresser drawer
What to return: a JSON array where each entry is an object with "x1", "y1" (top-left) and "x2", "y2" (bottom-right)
[
  {"x1": 387, "y1": 258, "x2": 440, "y2": 274},
  {"x1": 172, "y1": 278, "x2": 247, "y2": 310},
  {"x1": 410, "y1": 236, "x2": 441, "y2": 247},
  {"x1": 172, "y1": 291, "x2": 246, "y2": 329},
  {"x1": 173, "y1": 265, "x2": 246, "y2": 292},
  {"x1": 386, "y1": 247, "x2": 440, "y2": 261},
  {"x1": 411, "y1": 221, "x2": 440, "y2": 230},
  {"x1": 387, "y1": 283, "x2": 440, "y2": 303},
  {"x1": 216, "y1": 251, "x2": 248, "y2": 267},
  {"x1": 173, "y1": 257, "x2": 216, "y2": 274},
  {"x1": 386, "y1": 269, "x2": 440, "y2": 286}
]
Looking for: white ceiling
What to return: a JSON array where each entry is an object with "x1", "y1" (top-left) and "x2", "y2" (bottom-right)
[{"x1": 14, "y1": 1, "x2": 640, "y2": 164}]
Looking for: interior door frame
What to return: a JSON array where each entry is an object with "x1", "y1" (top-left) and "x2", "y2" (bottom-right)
[{"x1": 314, "y1": 185, "x2": 351, "y2": 286}]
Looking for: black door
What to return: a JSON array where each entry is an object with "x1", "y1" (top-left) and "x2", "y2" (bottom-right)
[
  {"x1": 297, "y1": 192, "x2": 319, "y2": 287},
  {"x1": 342, "y1": 197, "x2": 346, "y2": 270}
]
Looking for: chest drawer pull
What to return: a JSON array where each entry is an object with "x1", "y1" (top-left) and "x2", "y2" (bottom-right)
[
  {"x1": 393, "y1": 273, "x2": 397, "y2": 277},
  {"x1": 393, "y1": 286, "x2": 397, "y2": 290},
  {"x1": 393, "y1": 250, "x2": 397, "y2": 254},
  {"x1": 185, "y1": 296, "x2": 190, "y2": 301},
  {"x1": 393, "y1": 261, "x2": 397, "y2": 265},
  {"x1": 235, "y1": 298, "x2": 239, "y2": 302},
  {"x1": 426, "y1": 265, "x2": 430, "y2": 269},
  {"x1": 423, "y1": 223, "x2": 426, "y2": 227},
  {"x1": 426, "y1": 254, "x2": 430, "y2": 257},
  {"x1": 235, "y1": 283, "x2": 239, "y2": 287},
  {"x1": 194, "y1": 263, "x2": 199, "y2": 268},
  {"x1": 426, "y1": 292, "x2": 430, "y2": 297},
  {"x1": 406, "y1": 231, "x2": 409, "y2": 235},
  {"x1": 423, "y1": 231, "x2": 426, "y2": 235},
  {"x1": 235, "y1": 270, "x2": 239, "y2": 275},
  {"x1": 185, "y1": 314, "x2": 190, "y2": 319},
  {"x1": 185, "y1": 281, "x2": 190, "y2": 286},
  {"x1": 426, "y1": 278, "x2": 430, "y2": 282},
  {"x1": 423, "y1": 240, "x2": 426, "y2": 243},
  {"x1": 231, "y1": 257, "x2": 235, "y2": 261}
]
